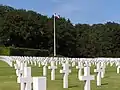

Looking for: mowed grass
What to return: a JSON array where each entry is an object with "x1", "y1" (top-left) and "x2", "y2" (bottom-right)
[{"x1": 0, "y1": 61, "x2": 120, "y2": 90}]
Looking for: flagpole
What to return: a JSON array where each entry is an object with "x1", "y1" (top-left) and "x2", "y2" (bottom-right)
[{"x1": 54, "y1": 14, "x2": 56, "y2": 57}]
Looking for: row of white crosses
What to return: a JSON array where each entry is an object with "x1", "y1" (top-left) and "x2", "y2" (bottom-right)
[
  {"x1": 2, "y1": 56, "x2": 120, "y2": 90},
  {"x1": 12, "y1": 57, "x2": 46, "y2": 90},
  {"x1": 12, "y1": 57, "x2": 120, "y2": 90}
]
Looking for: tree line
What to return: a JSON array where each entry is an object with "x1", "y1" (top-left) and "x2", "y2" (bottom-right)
[{"x1": 0, "y1": 5, "x2": 120, "y2": 57}]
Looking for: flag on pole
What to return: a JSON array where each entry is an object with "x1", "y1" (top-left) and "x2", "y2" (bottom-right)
[{"x1": 54, "y1": 13, "x2": 60, "y2": 19}]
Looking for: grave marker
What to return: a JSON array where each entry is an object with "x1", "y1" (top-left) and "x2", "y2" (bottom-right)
[
  {"x1": 17, "y1": 67, "x2": 33, "y2": 90},
  {"x1": 33, "y1": 77, "x2": 46, "y2": 90},
  {"x1": 48, "y1": 61, "x2": 57, "y2": 80},
  {"x1": 94, "y1": 62, "x2": 103, "y2": 86},
  {"x1": 80, "y1": 66, "x2": 94, "y2": 90},
  {"x1": 60, "y1": 63, "x2": 71, "y2": 88},
  {"x1": 76, "y1": 62, "x2": 83, "y2": 80}
]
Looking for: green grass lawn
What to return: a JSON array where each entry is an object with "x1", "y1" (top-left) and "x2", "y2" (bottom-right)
[{"x1": 0, "y1": 61, "x2": 119, "y2": 90}]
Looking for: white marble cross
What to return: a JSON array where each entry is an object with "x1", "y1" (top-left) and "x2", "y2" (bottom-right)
[
  {"x1": 94, "y1": 62, "x2": 103, "y2": 86},
  {"x1": 43, "y1": 62, "x2": 47, "y2": 76},
  {"x1": 16, "y1": 62, "x2": 25, "y2": 77},
  {"x1": 24, "y1": 62, "x2": 27, "y2": 67},
  {"x1": 72, "y1": 61, "x2": 76, "y2": 67},
  {"x1": 60, "y1": 63, "x2": 71, "y2": 88},
  {"x1": 14, "y1": 61, "x2": 24, "y2": 89},
  {"x1": 101, "y1": 62, "x2": 105, "y2": 78},
  {"x1": 38, "y1": 62, "x2": 41, "y2": 67},
  {"x1": 55, "y1": 61, "x2": 58, "y2": 66},
  {"x1": 48, "y1": 61, "x2": 57, "y2": 80},
  {"x1": 76, "y1": 62, "x2": 83, "y2": 80},
  {"x1": 80, "y1": 66, "x2": 94, "y2": 90},
  {"x1": 110, "y1": 62, "x2": 114, "y2": 66},
  {"x1": 116, "y1": 62, "x2": 120, "y2": 73},
  {"x1": 17, "y1": 67, "x2": 33, "y2": 90},
  {"x1": 34, "y1": 61, "x2": 37, "y2": 66},
  {"x1": 14, "y1": 63, "x2": 20, "y2": 76},
  {"x1": 117, "y1": 66, "x2": 120, "y2": 73},
  {"x1": 14, "y1": 63, "x2": 20, "y2": 70}
]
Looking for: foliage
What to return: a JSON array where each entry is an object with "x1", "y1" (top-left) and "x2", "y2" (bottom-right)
[
  {"x1": 0, "y1": 46, "x2": 10, "y2": 55},
  {"x1": 9, "y1": 47, "x2": 49, "y2": 56},
  {"x1": 0, "y1": 46, "x2": 49, "y2": 56},
  {"x1": 0, "y1": 5, "x2": 120, "y2": 57}
]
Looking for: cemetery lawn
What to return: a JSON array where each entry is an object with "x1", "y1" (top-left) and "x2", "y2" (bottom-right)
[{"x1": 0, "y1": 61, "x2": 120, "y2": 90}]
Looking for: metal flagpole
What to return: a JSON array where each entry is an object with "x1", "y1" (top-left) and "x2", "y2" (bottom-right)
[{"x1": 54, "y1": 14, "x2": 56, "y2": 57}]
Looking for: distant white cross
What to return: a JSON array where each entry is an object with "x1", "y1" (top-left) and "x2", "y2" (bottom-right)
[
  {"x1": 48, "y1": 61, "x2": 57, "y2": 80},
  {"x1": 76, "y1": 62, "x2": 83, "y2": 80},
  {"x1": 94, "y1": 62, "x2": 103, "y2": 86},
  {"x1": 60, "y1": 63, "x2": 71, "y2": 88},
  {"x1": 38, "y1": 62, "x2": 41, "y2": 67},
  {"x1": 117, "y1": 65, "x2": 120, "y2": 73},
  {"x1": 101, "y1": 62, "x2": 105, "y2": 78},
  {"x1": 72, "y1": 61, "x2": 76, "y2": 67},
  {"x1": 34, "y1": 61, "x2": 37, "y2": 66},
  {"x1": 43, "y1": 62, "x2": 47, "y2": 76}
]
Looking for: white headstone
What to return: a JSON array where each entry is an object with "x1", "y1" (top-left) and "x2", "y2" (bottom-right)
[{"x1": 33, "y1": 77, "x2": 46, "y2": 90}]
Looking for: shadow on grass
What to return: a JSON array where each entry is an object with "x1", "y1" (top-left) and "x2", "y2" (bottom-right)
[
  {"x1": 101, "y1": 83, "x2": 108, "y2": 86},
  {"x1": 69, "y1": 85, "x2": 79, "y2": 88},
  {"x1": 104, "y1": 76, "x2": 109, "y2": 78},
  {"x1": 55, "y1": 78, "x2": 62, "y2": 81}
]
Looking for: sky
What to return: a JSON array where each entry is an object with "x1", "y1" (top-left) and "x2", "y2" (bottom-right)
[{"x1": 0, "y1": 0, "x2": 120, "y2": 24}]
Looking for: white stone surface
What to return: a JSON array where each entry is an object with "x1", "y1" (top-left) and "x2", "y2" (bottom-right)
[
  {"x1": 43, "y1": 63, "x2": 47, "y2": 76},
  {"x1": 48, "y1": 61, "x2": 57, "y2": 80},
  {"x1": 76, "y1": 62, "x2": 83, "y2": 80},
  {"x1": 117, "y1": 66, "x2": 120, "y2": 73},
  {"x1": 94, "y1": 62, "x2": 103, "y2": 86},
  {"x1": 60, "y1": 63, "x2": 71, "y2": 88},
  {"x1": 33, "y1": 77, "x2": 46, "y2": 90},
  {"x1": 101, "y1": 62, "x2": 105, "y2": 78},
  {"x1": 80, "y1": 66, "x2": 94, "y2": 90},
  {"x1": 17, "y1": 67, "x2": 33, "y2": 90}
]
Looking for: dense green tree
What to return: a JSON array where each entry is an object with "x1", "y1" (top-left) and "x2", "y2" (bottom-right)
[{"x1": 1, "y1": 5, "x2": 120, "y2": 57}]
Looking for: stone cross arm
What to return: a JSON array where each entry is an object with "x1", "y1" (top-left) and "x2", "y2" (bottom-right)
[
  {"x1": 94, "y1": 68, "x2": 104, "y2": 73},
  {"x1": 76, "y1": 66, "x2": 83, "y2": 69},
  {"x1": 80, "y1": 75, "x2": 94, "y2": 81},
  {"x1": 48, "y1": 66, "x2": 57, "y2": 69},
  {"x1": 14, "y1": 64, "x2": 20, "y2": 69},
  {"x1": 17, "y1": 77, "x2": 33, "y2": 83},
  {"x1": 16, "y1": 69, "x2": 23, "y2": 77},
  {"x1": 60, "y1": 69, "x2": 71, "y2": 75}
]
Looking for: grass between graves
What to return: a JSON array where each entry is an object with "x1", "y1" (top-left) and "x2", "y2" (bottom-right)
[{"x1": 0, "y1": 61, "x2": 119, "y2": 90}]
